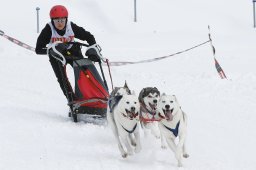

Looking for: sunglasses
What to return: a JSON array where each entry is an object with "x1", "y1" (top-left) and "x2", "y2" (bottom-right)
[{"x1": 53, "y1": 18, "x2": 66, "y2": 24}]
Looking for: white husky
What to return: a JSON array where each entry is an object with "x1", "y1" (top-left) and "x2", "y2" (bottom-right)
[
  {"x1": 158, "y1": 94, "x2": 189, "y2": 167},
  {"x1": 107, "y1": 88, "x2": 141, "y2": 158},
  {"x1": 138, "y1": 87, "x2": 161, "y2": 138}
]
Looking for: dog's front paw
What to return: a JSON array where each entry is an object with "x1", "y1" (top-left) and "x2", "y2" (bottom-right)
[
  {"x1": 130, "y1": 139, "x2": 136, "y2": 147},
  {"x1": 155, "y1": 135, "x2": 161, "y2": 139},
  {"x1": 183, "y1": 153, "x2": 189, "y2": 158},
  {"x1": 134, "y1": 145, "x2": 141, "y2": 153},
  {"x1": 153, "y1": 133, "x2": 160, "y2": 139},
  {"x1": 122, "y1": 153, "x2": 128, "y2": 158},
  {"x1": 161, "y1": 145, "x2": 167, "y2": 149}
]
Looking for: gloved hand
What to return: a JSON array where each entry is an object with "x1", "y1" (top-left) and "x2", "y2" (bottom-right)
[
  {"x1": 85, "y1": 44, "x2": 102, "y2": 62},
  {"x1": 55, "y1": 43, "x2": 69, "y2": 55}
]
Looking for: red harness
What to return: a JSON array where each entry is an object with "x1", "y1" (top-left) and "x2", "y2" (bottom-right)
[{"x1": 140, "y1": 113, "x2": 164, "y2": 123}]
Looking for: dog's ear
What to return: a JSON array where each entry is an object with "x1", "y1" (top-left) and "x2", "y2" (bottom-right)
[
  {"x1": 161, "y1": 93, "x2": 166, "y2": 97},
  {"x1": 131, "y1": 90, "x2": 136, "y2": 95},
  {"x1": 124, "y1": 81, "x2": 128, "y2": 88},
  {"x1": 153, "y1": 87, "x2": 160, "y2": 96},
  {"x1": 124, "y1": 81, "x2": 131, "y2": 94},
  {"x1": 172, "y1": 95, "x2": 180, "y2": 105},
  {"x1": 172, "y1": 95, "x2": 177, "y2": 101},
  {"x1": 138, "y1": 88, "x2": 144, "y2": 103}
]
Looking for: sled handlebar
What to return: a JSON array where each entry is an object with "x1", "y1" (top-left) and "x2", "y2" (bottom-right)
[
  {"x1": 68, "y1": 42, "x2": 105, "y2": 62},
  {"x1": 67, "y1": 42, "x2": 89, "y2": 47}
]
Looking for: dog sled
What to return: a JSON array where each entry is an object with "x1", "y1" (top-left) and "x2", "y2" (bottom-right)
[{"x1": 48, "y1": 41, "x2": 109, "y2": 123}]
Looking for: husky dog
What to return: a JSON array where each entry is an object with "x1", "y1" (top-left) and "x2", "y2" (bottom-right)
[
  {"x1": 107, "y1": 83, "x2": 141, "y2": 158},
  {"x1": 157, "y1": 94, "x2": 189, "y2": 167},
  {"x1": 138, "y1": 87, "x2": 161, "y2": 138}
]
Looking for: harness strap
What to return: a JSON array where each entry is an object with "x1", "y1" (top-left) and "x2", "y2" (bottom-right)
[
  {"x1": 140, "y1": 113, "x2": 163, "y2": 122},
  {"x1": 163, "y1": 121, "x2": 180, "y2": 137},
  {"x1": 121, "y1": 123, "x2": 137, "y2": 134}
]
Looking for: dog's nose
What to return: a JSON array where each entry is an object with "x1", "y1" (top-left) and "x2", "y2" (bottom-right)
[
  {"x1": 131, "y1": 107, "x2": 135, "y2": 112},
  {"x1": 165, "y1": 105, "x2": 170, "y2": 110},
  {"x1": 153, "y1": 99, "x2": 157, "y2": 103}
]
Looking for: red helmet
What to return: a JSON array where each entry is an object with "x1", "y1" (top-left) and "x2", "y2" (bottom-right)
[{"x1": 50, "y1": 5, "x2": 68, "y2": 19}]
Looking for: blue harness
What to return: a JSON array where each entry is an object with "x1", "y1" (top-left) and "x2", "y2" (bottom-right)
[{"x1": 163, "y1": 121, "x2": 180, "y2": 137}]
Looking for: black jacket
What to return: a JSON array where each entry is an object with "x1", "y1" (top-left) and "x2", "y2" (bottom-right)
[{"x1": 35, "y1": 21, "x2": 96, "y2": 56}]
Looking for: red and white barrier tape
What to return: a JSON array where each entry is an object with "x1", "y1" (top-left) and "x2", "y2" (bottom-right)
[
  {"x1": 1, "y1": 29, "x2": 227, "y2": 79},
  {"x1": 208, "y1": 26, "x2": 227, "y2": 79},
  {"x1": 0, "y1": 30, "x2": 35, "y2": 51},
  {"x1": 106, "y1": 40, "x2": 210, "y2": 66}
]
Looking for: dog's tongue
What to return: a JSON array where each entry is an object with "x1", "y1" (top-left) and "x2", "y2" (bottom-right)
[{"x1": 166, "y1": 110, "x2": 173, "y2": 121}]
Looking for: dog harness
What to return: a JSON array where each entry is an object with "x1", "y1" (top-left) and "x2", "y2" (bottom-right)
[
  {"x1": 163, "y1": 121, "x2": 180, "y2": 137},
  {"x1": 121, "y1": 123, "x2": 137, "y2": 134}
]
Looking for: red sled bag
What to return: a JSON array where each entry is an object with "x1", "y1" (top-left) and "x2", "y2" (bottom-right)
[{"x1": 73, "y1": 58, "x2": 109, "y2": 115}]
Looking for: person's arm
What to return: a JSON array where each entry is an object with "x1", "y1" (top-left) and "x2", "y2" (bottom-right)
[
  {"x1": 35, "y1": 24, "x2": 52, "y2": 55},
  {"x1": 71, "y1": 22, "x2": 96, "y2": 45}
]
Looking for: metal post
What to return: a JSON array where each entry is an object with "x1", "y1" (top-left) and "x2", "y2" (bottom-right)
[
  {"x1": 134, "y1": 0, "x2": 137, "y2": 22},
  {"x1": 36, "y1": 7, "x2": 40, "y2": 33},
  {"x1": 253, "y1": 1, "x2": 256, "y2": 28}
]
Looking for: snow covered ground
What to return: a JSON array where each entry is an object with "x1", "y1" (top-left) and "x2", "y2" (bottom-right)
[{"x1": 1, "y1": 0, "x2": 256, "y2": 169}]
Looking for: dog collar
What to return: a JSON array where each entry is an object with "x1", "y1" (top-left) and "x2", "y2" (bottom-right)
[
  {"x1": 121, "y1": 123, "x2": 137, "y2": 134},
  {"x1": 163, "y1": 121, "x2": 180, "y2": 137}
]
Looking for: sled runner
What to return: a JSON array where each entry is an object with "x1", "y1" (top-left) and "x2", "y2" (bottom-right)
[{"x1": 48, "y1": 41, "x2": 109, "y2": 123}]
